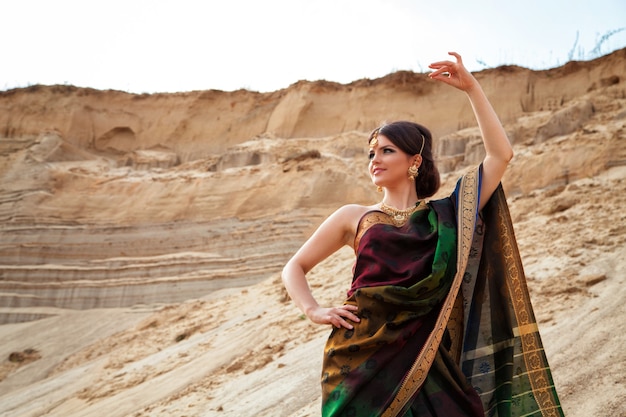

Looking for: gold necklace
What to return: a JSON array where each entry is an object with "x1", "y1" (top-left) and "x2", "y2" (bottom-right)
[{"x1": 379, "y1": 200, "x2": 425, "y2": 227}]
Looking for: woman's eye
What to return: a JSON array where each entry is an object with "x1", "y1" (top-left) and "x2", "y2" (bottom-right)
[
  {"x1": 383, "y1": 148, "x2": 393, "y2": 153},
  {"x1": 368, "y1": 153, "x2": 374, "y2": 160}
]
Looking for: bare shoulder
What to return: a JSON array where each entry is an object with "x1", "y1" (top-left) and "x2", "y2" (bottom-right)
[
  {"x1": 332, "y1": 203, "x2": 377, "y2": 222},
  {"x1": 328, "y1": 204, "x2": 378, "y2": 248}
]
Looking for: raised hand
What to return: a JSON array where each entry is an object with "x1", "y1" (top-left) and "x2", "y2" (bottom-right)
[{"x1": 428, "y1": 52, "x2": 479, "y2": 93}]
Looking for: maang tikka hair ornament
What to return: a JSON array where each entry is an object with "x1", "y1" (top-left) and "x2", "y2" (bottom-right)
[{"x1": 369, "y1": 126, "x2": 382, "y2": 150}]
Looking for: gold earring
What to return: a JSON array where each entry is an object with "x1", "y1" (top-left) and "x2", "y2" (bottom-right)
[
  {"x1": 377, "y1": 186, "x2": 382, "y2": 193},
  {"x1": 408, "y1": 165, "x2": 418, "y2": 181}
]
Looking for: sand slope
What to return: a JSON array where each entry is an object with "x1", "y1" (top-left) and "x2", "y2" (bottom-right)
[{"x1": 1, "y1": 49, "x2": 625, "y2": 416}]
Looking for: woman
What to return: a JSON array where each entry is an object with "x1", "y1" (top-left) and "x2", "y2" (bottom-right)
[{"x1": 282, "y1": 53, "x2": 564, "y2": 417}]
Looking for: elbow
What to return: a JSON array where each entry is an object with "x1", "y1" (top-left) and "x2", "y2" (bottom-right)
[
  {"x1": 499, "y1": 141, "x2": 514, "y2": 164},
  {"x1": 281, "y1": 262, "x2": 291, "y2": 286},
  {"x1": 505, "y1": 147, "x2": 514, "y2": 163},
  {"x1": 501, "y1": 136, "x2": 514, "y2": 163},
  {"x1": 505, "y1": 135, "x2": 514, "y2": 161},
  {"x1": 281, "y1": 258, "x2": 301, "y2": 286}
]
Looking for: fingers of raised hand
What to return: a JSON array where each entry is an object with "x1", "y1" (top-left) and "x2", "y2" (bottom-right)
[
  {"x1": 447, "y1": 51, "x2": 462, "y2": 63},
  {"x1": 428, "y1": 52, "x2": 464, "y2": 80},
  {"x1": 428, "y1": 67, "x2": 452, "y2": 80}
]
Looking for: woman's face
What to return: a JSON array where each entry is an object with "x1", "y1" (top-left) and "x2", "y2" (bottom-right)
[{"x1": 368, "y1": 134, "x2": 415, "y2": 189}]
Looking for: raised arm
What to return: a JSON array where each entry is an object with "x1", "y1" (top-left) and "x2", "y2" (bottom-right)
[{"x1": 429, "y1": 52, "x2": 513, "y2": 209}]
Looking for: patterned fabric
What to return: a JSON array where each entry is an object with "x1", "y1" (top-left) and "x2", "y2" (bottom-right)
[
  {"x1": 460, "y1": 186, "x2": 564, "y2": 417},
  {"x1": 320, "y1": 168, "x2": 564, "y2": 417}
]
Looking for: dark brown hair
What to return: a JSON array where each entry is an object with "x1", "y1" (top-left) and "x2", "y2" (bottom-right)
[{"x1": 369, "y1": 121, "x2": 440, "y2": 198}]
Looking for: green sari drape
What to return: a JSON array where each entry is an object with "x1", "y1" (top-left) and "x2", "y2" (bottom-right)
[
  {"x1": 459, "y1": 183, "x2": 564, "y2": 417},
  {"x1": 321, "y1": 167, "x2": 564, "y2": 417}
]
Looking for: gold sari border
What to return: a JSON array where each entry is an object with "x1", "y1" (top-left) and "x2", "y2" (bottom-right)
[
  {"x1": 382, "y1": 166, "x2": 480, "y2": 417},
  {"x1": 492, "y1": 191, "x2": 563, "y2": 416}
]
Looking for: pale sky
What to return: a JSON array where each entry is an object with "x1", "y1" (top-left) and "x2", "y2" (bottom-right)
[{"x1": 2, "y1": 0, "x2": 625, "y2": 94}]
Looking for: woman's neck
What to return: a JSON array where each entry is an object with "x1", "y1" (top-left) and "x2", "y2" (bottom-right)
[{"x1": 381, "y1": 190, "x2": 420, "y2": 210}]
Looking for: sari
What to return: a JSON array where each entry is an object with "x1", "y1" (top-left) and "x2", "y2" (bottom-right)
[{"x1": 321, "y1": 167, "x2": 564, "y2": 417}]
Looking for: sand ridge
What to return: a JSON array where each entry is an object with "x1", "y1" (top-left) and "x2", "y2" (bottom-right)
[{"x1": 0, "y1": 49, "x2": 625, "y2": 416}]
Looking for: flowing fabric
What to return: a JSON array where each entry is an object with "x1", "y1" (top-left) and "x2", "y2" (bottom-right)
[
  {"x1": 460, "y1": 184, "x2": 564, "y2": 417},
  {"x1": 321, "y1": 167, "x2": 564, "y2": 417}
]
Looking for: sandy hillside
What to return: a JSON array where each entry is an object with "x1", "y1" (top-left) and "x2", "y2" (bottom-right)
[{"x1": 0, "y1": 49, "x2": 625, "y2": 417}]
